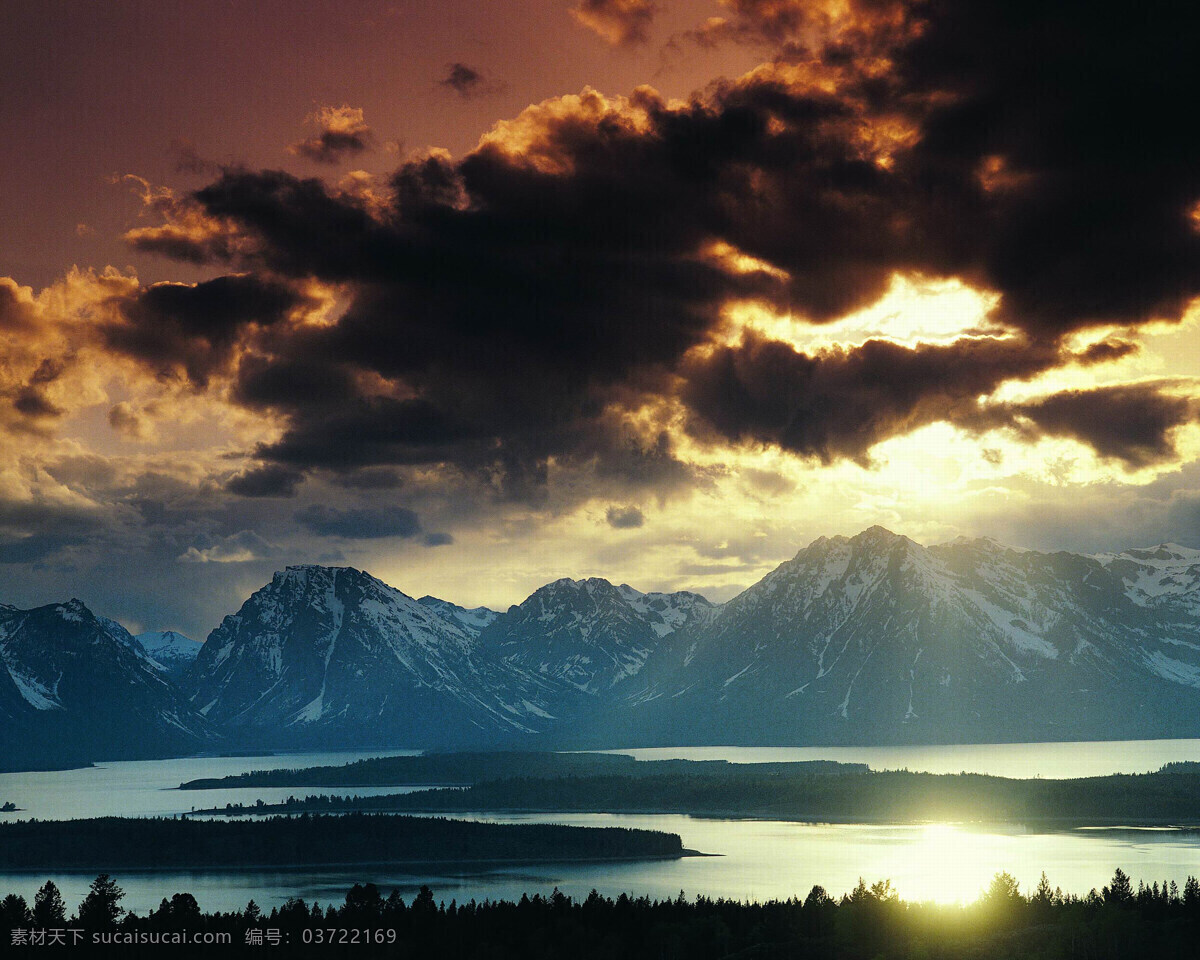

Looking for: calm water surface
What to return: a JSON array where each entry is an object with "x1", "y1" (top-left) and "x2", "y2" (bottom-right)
[
  {"x1": 3, "y1": 741, "x2": 1200, "y2": 914},
  {"x1": 0, "y1": 749, "x2": 423, "y2": 820}
]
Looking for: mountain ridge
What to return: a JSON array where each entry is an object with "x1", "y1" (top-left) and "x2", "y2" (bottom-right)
[{"x1": 10, "y1": 528, "x2": 1200, "y2": 768}]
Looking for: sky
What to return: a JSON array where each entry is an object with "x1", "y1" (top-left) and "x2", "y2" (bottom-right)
[{"x1": 3, "y1": 0, "x2": 1200, "y2": 638}]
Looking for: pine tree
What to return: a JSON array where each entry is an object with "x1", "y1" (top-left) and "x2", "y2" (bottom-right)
[
  {"x1": 0, "y1": 893, "x2": 30, "y2": 929},
  {"x1": 170, "y1": 892, "x2": 201, "y2": 924},
  {"x1": 412, "y1": 885, "x2": 437, "y2": 915},
  {"x1": 984, "y1": 871, "x2": 1023, "y2": 907},
  {"x1": 1103, "y1": 868, "x2": 1134, "y2": 906},
  {"x1": 32, "y1": 881, "x2": 66, "y2": 927},
  {"x1": 1032, "y1": 872, "x2": 1055, "y2": 907},
  {"x1": 78, "y1": 875, "x2": 125, "y2": 929}
]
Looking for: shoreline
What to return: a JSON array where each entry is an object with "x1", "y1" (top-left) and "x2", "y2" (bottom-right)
[
  {"x1": 183, "y1": 802, "x2": 1200, "y2": 832},
  {"x1": 0, "y1": 851, "x2": 704, "y2": 876}
]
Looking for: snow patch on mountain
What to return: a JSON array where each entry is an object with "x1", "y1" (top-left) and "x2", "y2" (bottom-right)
[{"x1": 7, "y1": 668, "x2": 62, "y2": 710}]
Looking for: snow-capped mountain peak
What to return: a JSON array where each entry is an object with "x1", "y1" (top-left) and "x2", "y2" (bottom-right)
[
  {"x1": 1093, "y1": 542, "x2": 1200, "y2": 615},
  {"x1": 185, "y1": 564, "x2": 551, "y2": 746},
  {"x1": 416, "y1": 596, "x2": 500, "y2": 636},
  {"x1": 0, "y1": 598, "x2": 209, "y2": 768}
]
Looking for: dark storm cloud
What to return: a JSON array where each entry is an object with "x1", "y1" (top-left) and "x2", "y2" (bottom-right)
[
  {"x1": 233, "y1": 353, "x2": 360, "y2": 409},
  {"x1": 118, "y1": 1, "x2": 1200, "y2": 489},
  {"x1": 104, "y1": 274, "x2": 306, "y2": 387},
  {"x1": 0, "y1": 534, "x2": 83, "y2": 564},
  {"x1": 973, "y1": 384, "x2": 1198, "y2": 469},
  {"x1": 571, "y1": 0, "x2": 660, "y2": 46},
  {"x1": 225, "y1": 464, "x2": 305, "y2": 498},
  {"x1": 681, "y1": 333, "x2": 1133, "y2": 464},
  {"x1": 293, "y1": 504, "x2": 422, "y2": 539},
  {"x1": 890, "y1": 0, "x2": 1200, "y2": 337},
  {"x1": 329, "y1": 467, "x2": 404, "y2": 490},
  {"x1": 605, "y1": 505, "x2": 646, "y2": 529},
  {"x1": 6, "y1": 358, "x2": 69, "y2": 424},
  {"x1": 288, "y1": 106, "x2": 375, "y2": 165},
  {"x1": 0, "y1": 500, "x2": 113, "y2": 565},
  {"x1": 423, "y1": 532, "x2": 454, "y2": 547},
  {"x1": 12, "y1": 387, "x2": 62, "y2": 419}
]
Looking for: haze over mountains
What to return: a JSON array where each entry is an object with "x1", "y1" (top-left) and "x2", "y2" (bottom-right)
[{"x1": 5, "y1": 527, "x2": 1200, "y2": 769}]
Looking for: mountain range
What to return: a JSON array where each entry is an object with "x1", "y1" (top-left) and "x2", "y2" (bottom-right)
[{"x1": 5, "y1": 526, "x2": 1200, "y2": 768}]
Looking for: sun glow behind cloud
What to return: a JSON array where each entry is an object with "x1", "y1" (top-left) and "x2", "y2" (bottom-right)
[{"x1": 719, "y1": 272, "x2": 1003, "y2": 352}]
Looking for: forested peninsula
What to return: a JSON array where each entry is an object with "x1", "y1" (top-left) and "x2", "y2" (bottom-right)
[
  {"x1": 0, "y1": 814, "x2": 685, "y2": 871},
  {"x1": 178, "y1": 751, "x2": 864, "y2": 790},
  {"x1": 189, "y1": 762, "x2": 1200, "y2": 826}
]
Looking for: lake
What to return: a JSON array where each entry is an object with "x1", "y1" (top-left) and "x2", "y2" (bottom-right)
[{"x1": 3, "y1": 740, "x2": 1200, "y2": 915}]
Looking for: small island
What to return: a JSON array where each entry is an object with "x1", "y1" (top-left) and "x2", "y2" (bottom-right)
[{"x1": 0, "y1": 801, "x2": 17, "y2": 812}]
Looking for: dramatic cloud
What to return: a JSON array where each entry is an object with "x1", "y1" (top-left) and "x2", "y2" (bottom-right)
[
  {"x1": 94, "y1": 1, "x2": 1200, "y2": 505},
  {"x1": 0, "y1": 270, "x2": 132, "y2": 437},
  {"x1": 293, "y1": 504, "x2": 422, "y2": 539},
  {"x1": 891, "y1": 0, "x2": 1200, "y2": 337},
  {"x1": 102, "y1": 274, "x2": 309, "y2": 387},
  {"x1": 121, "y1": 176, "x2": 252, "y2": 265},
  {"x1": 673, "y1": 0, "x2": 913, "y2": 58},
  {"x1": 605, "y1": 505, "x2": 646, "y2": 529},
  {"x1": 288, "y1": 105, "x2": 375, "y2": 164},
  {"x1": 107, "y1": 401, "x2": 154, "y2": 441},
  {"x1": 570, "y1": 0, "x2": 660, "y2": 46},
  {"x1": 974, "y1": 384, "x2": 1199, "y2": 470},
  {"x1": 225, "y1": 464, "x2": 305, "y2": 498},
  {"x1": 0, "y1": 497, "x2": 114, "y2": 565},
  {"x1": 680, "y1": 333, "x2": 1139, "y2": 464}
]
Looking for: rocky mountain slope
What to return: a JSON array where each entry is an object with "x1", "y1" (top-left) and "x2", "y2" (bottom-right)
[
  {"x1": 480, "y1": 578, "x2": 718, "y2": 695},
  {"x1": 0, "y1": 600, "x2": 209, "y2": 769},
  {"x1": 183, "y1": 565, "x2": 554, "y2": 748},
  {"x1": 135, "y1": 630, "x2": 202, "y2": 682},
  {"x1": 593, "y1": 527, "x2": 1200, "y2": 745},
  {"x1": 13, "y1": 528, "x2": 1200, "y2": 766}
]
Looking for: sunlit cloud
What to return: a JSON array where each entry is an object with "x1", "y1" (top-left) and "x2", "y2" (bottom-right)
[
  {"x1": 288, "y1": 105, "x2": 375, "y2": 164},
  {"x1": 570, "y1": 0, "x2": 661, "y2": 46}
]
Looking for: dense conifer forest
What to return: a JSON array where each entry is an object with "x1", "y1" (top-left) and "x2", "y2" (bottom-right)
[
  {"x1": 0, "y1": 815, "x2": 683, "y2": 870},
  {"x1": 178, "y1": 752, "x2": 865, "y2": 790},
  {"x1": 6, "y1": 869, "x2": 1200, "y2": 958},
  {"x1": 191, "y1": 766, "x2": 1200, "y2": 825}
]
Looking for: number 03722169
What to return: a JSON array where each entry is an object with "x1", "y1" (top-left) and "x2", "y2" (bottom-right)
[{"x1": 301, "y1": 928, "x2": 399, "y2": 945}]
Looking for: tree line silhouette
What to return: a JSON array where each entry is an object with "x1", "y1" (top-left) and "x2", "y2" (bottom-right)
[
  {"x1": 178, "y1": 751, "x2": 865, "y2": 790},
  {"x1": 6, "y1": 868, "x2": 1200, "y2": 958},
  {"x1": 194, "y1": 766, "x2": 1200, "y2": 824},
  {"x1": 0, "y1": 814, "x2": 682, "y2": 870}
]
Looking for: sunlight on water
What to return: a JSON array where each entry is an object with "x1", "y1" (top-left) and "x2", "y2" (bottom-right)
[
  {"x1": 9, "y1": 814, "x2": 1197, "y2": 915},
  {"x1": 6, "y1": 744, "x2": 1200, "y2": 914}
]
